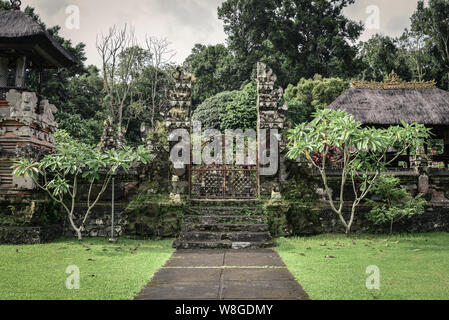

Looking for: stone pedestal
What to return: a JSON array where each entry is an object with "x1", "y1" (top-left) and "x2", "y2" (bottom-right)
[{"x1": 0, "y1": 89, "x2": 58, "y2": 192}]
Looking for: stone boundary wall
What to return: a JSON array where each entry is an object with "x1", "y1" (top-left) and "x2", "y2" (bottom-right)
[
  {"x1": 315, "y1": 204, "x2": 449, "y2": 235},
  {"x1": 62, "y1": 200, "x2": 184, "y2": 239},
  {"x1": 62, "y1": 204, "x2": 127, "y2": 238},
  {"x1": 267, "y1": 201, "x2": 449, "y2": 237},
  {"x1": 0, "y1": 224, "x2": 62, "y2": 244}
]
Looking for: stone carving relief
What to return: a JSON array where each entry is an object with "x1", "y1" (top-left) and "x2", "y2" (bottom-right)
[
  {"x1": 257, "y1": 62, "x2": 288, "y2": 130},
  {"x1": 166, "y1": 65, "x2": 192, "y2": 130},
  {"x1": 3, "y1": 89, "x2": 58, "y2": 137}
]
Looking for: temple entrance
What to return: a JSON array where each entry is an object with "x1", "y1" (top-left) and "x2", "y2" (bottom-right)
[{"x1": 189, "y1": 134, "x2": 259, "y2": 199}]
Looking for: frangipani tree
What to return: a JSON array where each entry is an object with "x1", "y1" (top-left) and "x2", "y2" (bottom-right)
[
  {"x1": 13, "y1": 131, "x2": 152, "y2": 240},
  {"x1": 287, "y1": 109, "x2": 431, "y2": 236}
]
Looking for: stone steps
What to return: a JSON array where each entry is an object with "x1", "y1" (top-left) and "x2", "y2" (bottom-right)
[
  {"x1": 185, "y1": 207, "x2": 264, "y2": 216},
  {"x1": 180, "y1": 231, "x2": 272, "y2": 242},
  {"x1": 183, "y1": 215, "x2": 266, "y2": 225},
  {"x1": 172, "y1": 239, "x2": 275, "y2": 250},
  {"x1": 174, "y1": 201, "x2": 274, "y2": 250},
  {"x1": 182, "y1": 223, "x2": 269, "y2": 233},
  {"x1": 188, "y1": 200, "x2": 264, "y2": 207}
]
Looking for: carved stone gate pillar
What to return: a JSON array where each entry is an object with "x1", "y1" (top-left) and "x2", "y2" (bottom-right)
[
  {"x1": 166, "y1": 66, "x2": 193, "y2": 202},
  {"x1": 257, "y1": 63, "x2": 289, "y2": 200}
]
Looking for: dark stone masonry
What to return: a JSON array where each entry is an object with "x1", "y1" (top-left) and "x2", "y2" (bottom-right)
[{"x1": 0, "y1": 224, "x2": 62, "y2": 245}]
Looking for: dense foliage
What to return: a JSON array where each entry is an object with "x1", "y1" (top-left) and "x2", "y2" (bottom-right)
[
  {"x1": 192, "y1": 82, "x2": 257, "y2": 131},
  {"x1": 220, "y1": 82, "x2": 258, "y2": 131},
  {"x1": 217, "y1": 0, "x2": 363, "y2": 88},
  {"x1": 287, "y1": 109, "x2": 431, "y2": 235},
  {"x1": 284, "y1": 75, "x2": 349, "y2": 125},
  {"x1": 186, "y1": 44, "x2": 242, "y2": 105},
  {"x1": 191, "y1": 91, "x2": 239, "y2": 130},
  {"x1": 366, "y1": 175, "x2": 427, "y2": 234}
]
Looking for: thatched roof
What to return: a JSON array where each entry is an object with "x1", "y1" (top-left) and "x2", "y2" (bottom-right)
[
  {"x1": 328, "y1": 87, "x2": 449, "y2": 126},
  {"x1": 0, "y1": 10, "x2": 76, "y2": 67}
]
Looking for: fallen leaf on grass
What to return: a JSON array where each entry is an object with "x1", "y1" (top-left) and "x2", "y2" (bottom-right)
[
  {"x1": 325, "y1": 255, "x2": 336, "y2": 259},
  {"x1": 306, "y1": 247, "x2": 312, "y2": 250},
  {"x1": 298, "y1": 253, "x2": 306, "y2": 256}
]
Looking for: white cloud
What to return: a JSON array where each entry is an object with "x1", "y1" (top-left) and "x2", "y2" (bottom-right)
[
  {"x1": 21, "y1": 0, "x2": 227, "y2": 66},
  {"x1": 19, "y1": 0, "x2": 423, "y2": 66}
]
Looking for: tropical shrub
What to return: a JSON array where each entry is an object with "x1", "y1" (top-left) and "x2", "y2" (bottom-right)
[
  {"x1": 366, "y1": 175, "x2": 427, "y2": 234},
  {"x1": 192, "y1": 91, "x2": 239, "y2": 130}
]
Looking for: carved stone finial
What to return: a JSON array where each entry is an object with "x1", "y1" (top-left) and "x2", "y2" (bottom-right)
[
  {"x1": 351, "y1": 71, "x2": 436, "y2": 90},
  {"x1": 166, "y1": 66, "x2": 192, "y2": 128},
  {"x1": 256, "y1": 62, "x2": 287, "y2": 129},
  {"x1": 10, "y1": 0, "x2": 21, "y2": 10}
]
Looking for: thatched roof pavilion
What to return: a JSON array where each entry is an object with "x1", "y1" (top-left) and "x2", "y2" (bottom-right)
[
  {"x1": 0, "y1": 3, "x2": 75, "y2": 191},
  {"x1": 328, "y1": 72, "x2": 449, "y2": 167},
  {"x1": 0, "y1": 9, "x2": 76, "y2": 68},
  {"x1": 328, "y1": 73, "x2": 449, "y2": 127}
]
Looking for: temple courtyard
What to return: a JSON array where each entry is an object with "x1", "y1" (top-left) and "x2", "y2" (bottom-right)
[{"x1": 1, "y1": 233, "x2": 449, "y2": 300}]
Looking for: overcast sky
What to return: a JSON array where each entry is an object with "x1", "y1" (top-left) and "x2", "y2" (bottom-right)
[{"x1": 20, "y1": 0, "x2": 424, "y2": 67}]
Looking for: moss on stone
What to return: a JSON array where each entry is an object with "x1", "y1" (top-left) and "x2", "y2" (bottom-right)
[{"x1": 125, "y1": 193, "x2": 184, "y2": 238}]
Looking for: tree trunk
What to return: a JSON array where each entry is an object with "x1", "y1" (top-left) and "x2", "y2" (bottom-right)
[{"x1": 68, "y1": 214, "x2": 83, "y2": 241}]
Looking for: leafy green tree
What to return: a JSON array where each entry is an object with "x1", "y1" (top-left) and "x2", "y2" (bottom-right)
[
  {"x1": 366, "y1": 175, "x2": 427, "y2": 234},
  {"x1": 284, "y1": 75, "x2": 349, "y2": 125},
  {"x1": 54, "y1": 65, "x2": 104, "y2": 144},
  {"x1": 192, "y1": 90, "x2": 239, "y2": 130},
  {"x1": 410, "y1": 0, "x2": 449, "y2": 89},
  {"x1": 13, "y1": 131, "x2": 152, "y2": 240},
  {"x1": 357, "y1": 34, "x2": 412, "y2": 81},
  {"x1": 186, "y1": 44, "x2": 242, "y2": 105},
  {"x1": 218, "y1": 0, "x2": 363, "y2": 88},
  {"x1": 287, "y1": 109, "x2": 431, "y2": 236},
  {"x1": 56, "y1": 112, "x2": 103, "y2": 146},
  {"x1": 398, "y1": 29, "x2": 434, "y2": 82},
  {"x1": 220, "y1": 82, "x2": 257, "y2": 131}
]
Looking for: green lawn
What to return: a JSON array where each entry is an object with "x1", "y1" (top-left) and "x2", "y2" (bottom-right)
[
  {"x1": 276, "y1": 232, "x2": 449, "y2": 300},
  {"x1": 0, "y1": 238, "x2": 174, "y2": 300}
]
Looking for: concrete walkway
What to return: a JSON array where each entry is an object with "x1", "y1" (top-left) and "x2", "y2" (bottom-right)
[{"x1": 135, "y1": 249, "x2": 309, "y2": 300}]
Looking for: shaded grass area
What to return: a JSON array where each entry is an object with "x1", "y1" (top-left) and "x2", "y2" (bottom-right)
[
  {"x1": 0, "y1": 238, "x2": 174, "y2": 300},
  {"x1": 275, "y1": 233, "x2": 449, "y2": 300}
]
